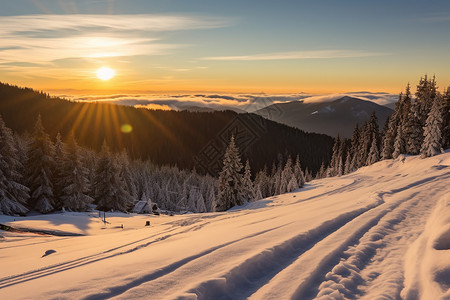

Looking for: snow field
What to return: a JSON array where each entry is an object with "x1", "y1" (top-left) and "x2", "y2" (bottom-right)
[{"x1": 0, "y1": 151, "x2": 449, "y2": 299}]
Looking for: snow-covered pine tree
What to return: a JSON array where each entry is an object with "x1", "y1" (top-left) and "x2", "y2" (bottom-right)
[
  {"x1": 280, "y1": 156, "x2": 293, "y2": 194},
  {"x1": 416, "y1": 75, "x2": 437, "y2": 126},
  {"x1": 349, "y1": 124, "x2": 360, "y2": 164},
  {"x1": 404, "y1": 104, "x2": 422, "y2": 155},
  {"x1": 420, "y1": 95, "x2": 444, "y2": 158},
  {"x1": 406, "y1": 75, "x2": 438, "y2": 153},
  {"x1": 381, "y1": 115, "x2": 394, "y2": 160},
  {"x1": 329, "y1": 136, "x2": 341, "y2": 176},
  {"x1": 215, "y1": 136, "x2": 244, "y2": 211},
  {"x1": 400, "y1": 84, "x2": 412, "y2": 131},
  {"x1": 53, "y1": 132, "x2": 66, "y2": 208},
  {"x1": 360, "y1": 112, "x2": 379, "y2": 166},
  {"x1": 59, "y1": 135, "x2": 93, "y2": 211},
  {"x1": 293, "y1": 155, "x2": 305, "y2": 187},
  {"x1": 286, "y1": 175, "x2": 299, "y2": 192},
  {"x1": 367, "y1": 137, "x2": 380, "y2": 165},
  {"x1": 381, "y1": 86, "x2": 410, "y2": 159},
  {"x1": 94, "y1": 141, "x2": 130, "y2": 212},
  {"x1": 393, "y1": 123, "x2": 405, "y2": 159},
  {"x1": 241, "y1": 160, "x2": 255, "y2": 202},
  {"x1": 272, "y1": 163, "x2": 282, "y2": 196},
  {"x1": 343, "y1": 151, "x2": 352, "y2": 174},
  {"x1": 254, "y1": 183, "x2": 263, "y2": 201},
  {"x1": 205, "y1": 185, "x2": 216, "y2": 212},
  {"x1": 118, "y1": 150, "x2": 138, "y2": 204},
  {"x1": 442, "y1": 87, "x2": 450, "y2": 149},
  {"x1": 0, "y1": 115, "x2": 29, "y2": 215},
  {"x1": 81, "y1": 148, "x2": 97, "y2": 200},
  {"x1": 187, "y1": 187, "x2": 198, "y2": 212},
  {"x1": 304, "y1": 168, "x2": 313, "y2": 182},
  {"x1": 316, "y1": 162, "x2": 326, "y2": 179},
  {"x1": 196, "y1": 191, "x2": 207, "y2": 213},
  {"x1": 27, "y1": 115, "x2": 56, "y2": 213},
  {"x1": 255, "y1": 168, "x2": 271, "y2": 198},
  {"x1": 337, "y1": 155, "x2": 344, "y2": 176}
]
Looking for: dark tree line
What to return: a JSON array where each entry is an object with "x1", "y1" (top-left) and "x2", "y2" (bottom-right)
[{"x1": 0, "y1": 114, "x2": 318, "y2": 215}]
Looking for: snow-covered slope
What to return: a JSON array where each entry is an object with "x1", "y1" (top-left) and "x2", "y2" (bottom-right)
[{"x1": 1, "y1": 152, "x2": 450, "y2": 299}]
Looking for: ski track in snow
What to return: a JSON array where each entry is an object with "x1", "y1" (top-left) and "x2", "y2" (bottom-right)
[
  {"x1": 0, "y1": 211, "x2": 251, "y2": 290},
  {"x1": 1, "y1": 153, "x2": 450, "y2": 300}
]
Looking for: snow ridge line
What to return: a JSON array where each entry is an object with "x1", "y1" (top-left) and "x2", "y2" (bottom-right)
[
  {"x1": 182, "y1": 199, "x2": 383, "y2": 300},
  {"x1": 81, "y1": 225, "x2": 289, "y2": 300}
]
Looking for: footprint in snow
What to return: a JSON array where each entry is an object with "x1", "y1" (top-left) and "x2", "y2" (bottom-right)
[{"x1": 42, "y1": 249, "x2": 56, "y2": 258}]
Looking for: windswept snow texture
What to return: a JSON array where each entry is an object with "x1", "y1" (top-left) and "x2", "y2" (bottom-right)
[{"x1": 1, "y1": 152, "x2": 450, "y2": 299}]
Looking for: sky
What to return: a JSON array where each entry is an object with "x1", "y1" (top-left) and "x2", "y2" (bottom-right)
[{"x1": 0, "y1": 0, "x2": 449, "y2": 95}]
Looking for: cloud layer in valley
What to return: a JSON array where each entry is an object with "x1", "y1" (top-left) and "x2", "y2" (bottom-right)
[{"x1": 61, "y1": 92, "x2": 398, "y2": 112}]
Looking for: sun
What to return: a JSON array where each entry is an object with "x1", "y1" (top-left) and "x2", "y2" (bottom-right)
[{"x1": 96, "y1": 67, "x2": 115, "y2": 81}]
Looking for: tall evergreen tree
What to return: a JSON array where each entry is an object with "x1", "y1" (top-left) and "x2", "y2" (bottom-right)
[
  {"x1": 421, "y1": 96, "x2": 444, "y2": 158},
  {"x1": 304, "y1": 168, "x2": 313, "y2": 182},
  {"x1": 330, "y1": 136, "x2": 342, "y2": 176},
  {"x1": 316, "y1": 162, "x2": 326, "y2": 179},
  {"x1": 53, "y1": 132, "x2": 66, "y2": 208},
  {"x1": 360, "y1": 112, "x2": 380, "y2": 166},
  {"x1": 405, "y1": 94, "x2": 423, "y2": 155},
  {"x1": 215, "y1": 136, "x2": 244, "y2": 211},
  {"x1": 241, "y1": 160, "x2": 255, "y2": 202},
  {"x1": 286, "y1": 174, "x2": 299, "y2": 192},
  {"x1": 0, "y1": 115, "x2": 29, "y2": 215},
  {"x1": 415, "y1": 75, "x2": 437, "y2": 126},
  {"x1": 94, "y1": 141, "x2": 131, "y2": 212},
  {"x1": 280, "y1": 156, "x2": 293, "y2": 194},
  {"x1": 60, "y1": 135, "x2": 93, "y2": 211},
  {"x1": 406, "y1": 75, "x2": 438, "y2": 153},
  {"x1": 27, "y1": 115, "x2": 56, "y2": 213},
  {"x1": 195, "y1": 191, "x2": 207, "y2": 213},
  {"x1": 293, "y1": 155, "x2": 305, "y2": 187},
  {"x1": 441, "y1": 87, "x2": 450, "y2": 149},
  {"x1": 367, "y1": 138, "x2": 380, "y2": 165},
  {"x1": 381, "y1": 116, "x2": 394, "y2": 160},
  {"x1": 344, "y1": 152, "x2": 352, "y2": 174},
  {"x1": 382, "y1": 91, "x2": 405, "y2": 159},
  {"x1": 118, "y1": 150, "x2": 138, "y2": 204},
  {"x1": 393, "y1": 123, "x2": 405, "y2": 159}
]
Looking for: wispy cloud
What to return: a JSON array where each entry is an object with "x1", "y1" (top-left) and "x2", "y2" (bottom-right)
[
  {"x1": 0, "y1": 14, "x2": 232, "y2": 34},
  {"x1": 202, "y1": 50, "x2": 388, "y2": 61},
  {"x1": 420, "y1": 13, "x2": 450, "y2": 23},
  {"x1": 0, "y1": 14, "x2": 232, "y2": 65}
]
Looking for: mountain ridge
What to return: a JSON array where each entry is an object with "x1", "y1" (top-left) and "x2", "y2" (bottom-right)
[{"x1": 254, "y1": 96, "x2": 393, "y2": 137}]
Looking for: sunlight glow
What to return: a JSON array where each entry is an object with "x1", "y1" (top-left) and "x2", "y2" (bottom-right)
[{"x1": 96, "y1": 67, "x2": 115, "y2": 81}]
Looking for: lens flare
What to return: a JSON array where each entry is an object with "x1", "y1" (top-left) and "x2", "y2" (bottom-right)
[{"x1": 121, "y1": 124, "x2": 133, "y2": 133}]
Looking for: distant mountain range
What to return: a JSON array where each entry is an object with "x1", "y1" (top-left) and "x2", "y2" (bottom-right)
[{"x1": 254, "y1": 96, "x2": 393, "y2": 137}]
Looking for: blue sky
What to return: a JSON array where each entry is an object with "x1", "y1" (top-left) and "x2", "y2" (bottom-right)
[{"x1": 0, "y1": 0, "x2": 449, "y2": 93}]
